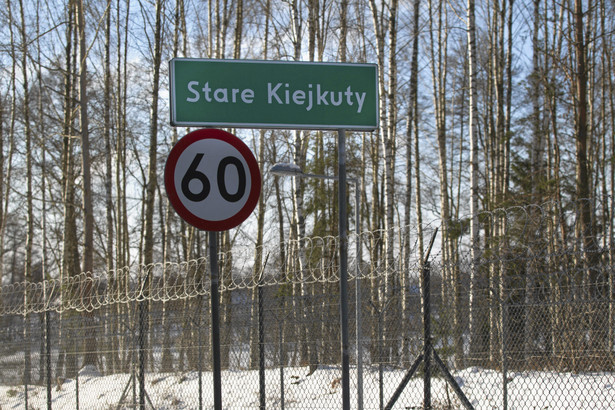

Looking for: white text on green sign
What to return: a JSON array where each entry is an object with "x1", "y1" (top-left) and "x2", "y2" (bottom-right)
[{"x1": 169, "y1": 59, "x2": 379, "y2": 130}]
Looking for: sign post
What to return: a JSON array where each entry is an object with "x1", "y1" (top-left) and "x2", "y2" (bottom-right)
[
  {"x1": 165, "y1": 128, "x2": 261, "y2": 409},
  {"x1": 208, "y1": 230, "x2": 222, "y2": 410}
]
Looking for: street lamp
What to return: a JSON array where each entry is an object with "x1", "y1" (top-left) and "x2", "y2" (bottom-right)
[{"x1": 269, "y1": 162, "x2": 364, "y2": 410}]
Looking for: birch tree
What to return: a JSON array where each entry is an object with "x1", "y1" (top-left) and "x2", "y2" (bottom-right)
[
  {"x1": 467, "y1": 0, "x2": 482, "y2": 360},
  {"x1": 17, "y1": 0, "x2": 34, "y2": 386},
  {"x1": 403, "y1": 0, "x2": 423, "y2": 364},
  {"x1": 115, "y1": 0, "x2": 132, "y2": 372},
  {"x1": 571, "y1": 0, "x2": 603, "y2": 354},
  {"x1": 58, "y1": 0, "x2": 81, "y2": 378},
  {"x1": 250, "y1": 0, "x2": 270, "y2": 369},
  {"x1": 74, "y1": 0, "x2": 98, "y2": 368},
  {"x1": 161, "y1": 0, "x2": 188, "y2": 373},
  {"x1": 367, "y1": 0, "x2": 401, "y2": 364}
]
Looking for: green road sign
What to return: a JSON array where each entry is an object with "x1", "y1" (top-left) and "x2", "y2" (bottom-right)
[{"x1": 169, "y1": 58, "x2": 378, "y2": 130}]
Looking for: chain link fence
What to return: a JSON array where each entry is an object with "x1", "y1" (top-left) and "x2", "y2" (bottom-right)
[{"x1": 1, "y1": 202, "x2": 614, "y2": 409}]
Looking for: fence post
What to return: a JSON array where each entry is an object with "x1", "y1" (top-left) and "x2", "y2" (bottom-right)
[
  {"x1": 24, "y1": 313, "x2": 30, "y2": 410},
  {"x1": 138, "y1": 269, "x2": 148, "y2": 410},
  {"x1": 337, "y1": 128, "x2": 351, "y2": 410},
  {"x1": 132, "y1": 306, "x2": 137, "y2": 408},
  {"x1": 501, "y1": 296, "x2": 508, "y2": 410},
  {"x1": 378, "y1": 307, "x2": 384, "y2": 410},
  {"x1": 209, "y1": 231, "x2": 223, "y2": 410},
  {"x1": 423, "y1": 260, "x2": 431, "y2": 410},
  {"x1": 45, "y1": 309, "x2": 52, "y2": 410},
  {"x1": 258, "y1": 282, "x2": 265, "y2": 409},
  {"x1": 198, "y1": 296, "x2": 203, "y2": 410},
  {"x1": 279, "y1": 320, "x2": 285, "y2": 410},
  {"x1": 75, "y1": 325, "x2": 80, "y2": 410}
]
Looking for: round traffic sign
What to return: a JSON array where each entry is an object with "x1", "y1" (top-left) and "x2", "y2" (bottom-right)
[{"x1": 164, "y1": 129, "x2": 261, "y2": 231}]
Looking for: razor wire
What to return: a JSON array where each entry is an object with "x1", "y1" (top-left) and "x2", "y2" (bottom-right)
[
  {"x1": 0, "y1": 200, "x2": 613, "y2": 316},
  {"x1": 0, "y1": 227, "x2": 423, "y2": 316}
]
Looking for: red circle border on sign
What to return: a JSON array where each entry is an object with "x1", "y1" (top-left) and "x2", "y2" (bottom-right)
[{"x1": 164, "y1": 128, "x2": 262, "y2": 231}]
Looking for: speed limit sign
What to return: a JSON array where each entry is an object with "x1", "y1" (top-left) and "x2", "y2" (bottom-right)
[{"x1": 164, "y1": 128, "x2": 261, "y2": 231}]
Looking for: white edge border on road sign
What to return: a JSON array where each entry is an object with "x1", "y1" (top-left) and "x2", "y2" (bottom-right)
[{"x1": 169, "y1": 58, "x2": 379, "y2": 131}]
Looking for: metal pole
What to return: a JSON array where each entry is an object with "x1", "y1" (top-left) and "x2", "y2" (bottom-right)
[
  {"x1": 279, "y1": 320, "x2": 285, "y2": 410},
  {"x1": 209, "y1": 231, "x2": 223, "y2": 410},
  {"x1": 45, "y1": 310, "x2": 51, "y2": 410},
  {"x1": 138, "y1": 290, "x2": 146, "y2": 409},
  {"x1": 338, "y1": 129, "x2": 350, "y2": 410},
  {"x1": 432, "y1": 352, "x2": 476, "y2": 410},
  {"x1": 354, "y1": 181, "x2": 364, "y2": 410},
  {"x1": 24, "y1": 313, "x2": 30, "y2": 410},
  {"x1": 378, "y1": 310, "x2": 384, "y2": 410},
  {"x1": 384, "y1": 354, "x2": 424, "y2": 410},
  {"x1": 198, "y1": 301, "x2": 203, "y2": 410},
  {"x1": 258, "y1": 283, "x2": 266, "y2": 409},
  {"x1": 44, "y1": 277, "x2": 52, "y2": 410},
  {"x1": 132, "y1": 306, "x2": 137, "y2": 408},
  {"x1": 501, "y1": 297, "x2": 508, "y2": 410},
  {"x1": 137, "y1": 262, "x2": 154, "y2": 410},
  {"x1": 423, "y1": 260, "x2": 432, "y2": 410},
  {"x1": 75, "y1": 327, "x2": 80, "y2": 410}
]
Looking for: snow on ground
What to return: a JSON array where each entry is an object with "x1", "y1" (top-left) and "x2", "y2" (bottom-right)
[{"x1": 1, "y1": 365, "x2": 614, "y2": 409}]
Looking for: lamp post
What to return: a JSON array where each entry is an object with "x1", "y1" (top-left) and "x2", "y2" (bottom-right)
[{"x1": 270, "y1": 162, "x2": 364, "y2": 410}]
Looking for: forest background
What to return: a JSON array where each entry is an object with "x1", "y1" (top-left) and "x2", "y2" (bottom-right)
[{"x1": 0, "y1": 0, "x2": 614, "y2": 377}]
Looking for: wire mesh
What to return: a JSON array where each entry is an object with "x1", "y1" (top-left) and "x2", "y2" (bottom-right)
[{"x1": 0, "y1": 201, "x2": 614, "y2": 408}]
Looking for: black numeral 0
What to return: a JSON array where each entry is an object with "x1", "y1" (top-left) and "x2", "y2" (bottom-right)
[
  {"x1": 218, "y1": 156, "x2": 246, "y2": 202},
  {"x1": 181, "y1": 154, "x2": 246, "y2": 203}
]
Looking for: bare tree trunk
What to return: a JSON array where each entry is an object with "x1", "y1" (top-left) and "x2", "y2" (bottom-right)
[
  {"x1": 161, "y1": 0, "x2": 187, "y2": 374},
  {"x1": 249, "y1": 1, "x2": 269, "y2": 368},
  {"x1": 601, "y1": 0, "x2": 615, "y2": 354},
  {"x1": 35, "y1": 6, "x2": 48, "y2": 381},
  {"x1": 368, "y1": 0, "x2": 394, "y2": 365},
  {"x1": 523, "y1": 0, "x2": 545, "y2": 363},
  {"x1": 339, "y1": 0, "x2": 348, "y2": 61},
  {"x1": 467, "y1": 0, "x2": 481, "y2": 361},
  {"x1": 403, "y1": 0, "x2": 421, "y2": 364},
  {"x1": 17, "y1": 0, "x2": 33, "y2": 386},
  {"x1": 143, "y1": 0, "x2": 164, "y2": 267},
  {"x1": 141, "y1": 0, "x2": 164, "y2": 379},
  {"x1": 0, "y1": 0, "x2": 17, "y2": 308},
  {"x1": 59, "y1": 0, "x2": 80, "y2": 378},
  {"x1": 285, "y1": 0, "x2": 314, "y2": 371},
  {"x1": 102, "y1": 0, "x2": 117, "y2": 374},
  {"x1": 428, "y1": 0, "x2": 456, "y2": 360},
  {"x1": 233, "y1": 0, "x2": 243, "y2": 59},
  {"x1": 0, "y1": 11, "x2": 6, "y2": 288},
  {"x1": 115, "y1": 0, "x2": 131, "y2": 373},
  {"x1": 572, "y1": 0, "x2": 602, "y2": 354},
  {"x1": 543, "y1": 0, "x2": 567, "y2": 362},
  {"x1": 214, "y1": 0, "x2": 231, "y2": 58},
  {"x1": 75, "y1": 0, "x2": 98, "y2": 369},
  {"x1": 413, "y1": 0, "x2": 427, "y2": 336}
]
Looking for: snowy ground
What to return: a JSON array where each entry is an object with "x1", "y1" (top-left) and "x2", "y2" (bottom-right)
[{"x1": 1, "y1": 365, "x2": 613, "y2": 409}]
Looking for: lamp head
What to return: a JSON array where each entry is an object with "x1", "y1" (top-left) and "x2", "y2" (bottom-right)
[{"x1": 269, "y1": 162, "x2": 304, "y2": 177}]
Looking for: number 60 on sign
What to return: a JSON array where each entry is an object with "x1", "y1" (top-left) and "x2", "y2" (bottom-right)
[{"x1": 164, "y1": 129, "x2": 261, "y2": 231}]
